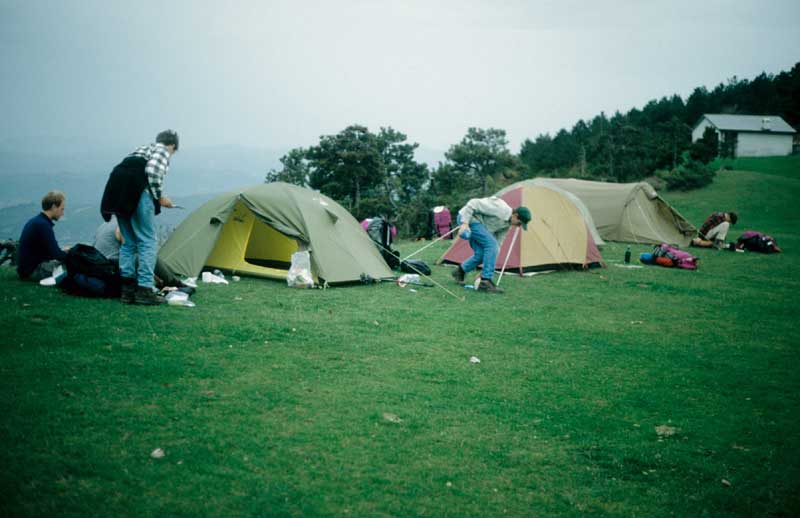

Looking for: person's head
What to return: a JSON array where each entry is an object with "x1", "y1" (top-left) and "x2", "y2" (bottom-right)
[
  {"x1": 726, "y1": 212, "x2": 738, "y2": 225},
  {"x1": 41, "y1": 191, "x2": 65, "y2": 220},
  {"x1": 156, "y1": 129, "x2": 179, "y2": 154},
  {"x1": 511, "y1": 206, "x2": 532, "y2": 230}
]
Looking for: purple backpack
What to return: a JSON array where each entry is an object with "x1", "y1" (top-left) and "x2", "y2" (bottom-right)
[{"x1": 653, "y1": 244, "x2": 699, "y2": 270}]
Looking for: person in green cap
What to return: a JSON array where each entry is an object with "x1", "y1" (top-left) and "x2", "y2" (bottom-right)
[{"x1": 451, "y1": 196, "x2": 531, "y2": 293}]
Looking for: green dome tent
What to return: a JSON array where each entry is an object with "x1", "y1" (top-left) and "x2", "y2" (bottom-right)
[
  {"x1": 155, "y1": 183, "x2": 393, "y2": 285},
  {"x1": 530, "y1": 178, "x2": 696, "y2": 246}
]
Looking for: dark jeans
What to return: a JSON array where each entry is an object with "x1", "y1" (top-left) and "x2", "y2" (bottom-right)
[{"x1": 26, "y1": 260, "x2": 62, "y2": 281}]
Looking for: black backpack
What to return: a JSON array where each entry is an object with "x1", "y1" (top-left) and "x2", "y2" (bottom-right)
[
  {"x1": 366, "y1": 217, "x2": 401, "y2": 269},
  {"x1": 59, "y1": 244, "x2": 122, "y2": 297}
]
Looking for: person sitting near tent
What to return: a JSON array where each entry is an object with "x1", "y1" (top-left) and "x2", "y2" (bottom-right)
[
  {"x1": 100, "y1": 130, "x2": 179, "y2": 305},
  {"x1": 692, "y1": 211, "x2": 738, "y2": 249},
  {"x1": 93, "y1": 215, "x2": 123, "y2": 262},
  {"x1": 17, "y1": 191, "x2": 70, "y2": 281},
  {"x1": 451, "y1": 197, "x2": 531, "y2": 293}
]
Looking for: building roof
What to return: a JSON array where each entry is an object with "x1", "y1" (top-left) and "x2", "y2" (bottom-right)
[{"x1": 700, "y1": 114, "x2": 796, "y2": 134}]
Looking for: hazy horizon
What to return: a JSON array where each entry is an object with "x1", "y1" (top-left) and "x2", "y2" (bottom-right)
[{"x1": 2, "y1": 0, "x2": 798, "y2": 156}]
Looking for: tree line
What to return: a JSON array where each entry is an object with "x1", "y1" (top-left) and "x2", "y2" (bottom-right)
[{"x1": 267, "y1": 62, "x2": 800, "y2": 238}]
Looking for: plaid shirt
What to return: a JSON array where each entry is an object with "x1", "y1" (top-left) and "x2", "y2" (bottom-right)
[
  {"x1": 128, "y1": 143, "x2": 171, "y2": 200},
  {"x1": 699, "y1": 212, "x2": 726, "y2": 239}
]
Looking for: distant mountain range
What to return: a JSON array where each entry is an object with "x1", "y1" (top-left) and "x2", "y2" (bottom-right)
[{"x1": 0, "y1": 140, "x2": 445, "y2": 243}]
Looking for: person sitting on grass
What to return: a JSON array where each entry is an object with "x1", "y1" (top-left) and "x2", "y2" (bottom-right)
[
  {"x1": 16, "y1": 191, "x2": 70, "y2": 281},
  {"x1": 451, "y1": 196, "x2": 531, "y2": 293},
  {"x1": 92, "y1": 215, "x2": 123, "y2": 262},
  {"x1": 692, "y1": 211, "x2": 738, "y2": 249}
]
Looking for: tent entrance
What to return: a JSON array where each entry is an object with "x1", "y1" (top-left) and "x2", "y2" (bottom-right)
[{"x1": 205, "y1": 200, "x2": 299, "y2": 279}]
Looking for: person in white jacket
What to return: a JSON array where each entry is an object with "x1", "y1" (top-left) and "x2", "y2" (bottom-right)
[{"x1": 452, "y1": 196, "x2": 531, "y2": 293}]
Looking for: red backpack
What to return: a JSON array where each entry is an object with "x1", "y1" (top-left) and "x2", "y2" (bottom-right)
[{"x1": 652, "y1": 244, "x2": 698, "y2": 270}]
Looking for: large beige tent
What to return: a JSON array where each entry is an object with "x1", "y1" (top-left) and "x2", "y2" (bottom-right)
[
  {"x1": 155, "y1": 183, "x2": 392, "y2": 285},
  {"x1": 529, "y1": 178, "x2": 696, "y2": 246},
  {"x1": 439, "y1": 184, "x2": 603, "y2": 273}
]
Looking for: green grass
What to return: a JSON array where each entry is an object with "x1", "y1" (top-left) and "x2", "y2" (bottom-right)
[
  {"x1": 2, "y1": 161, "x2": 800, "y2": 516},
  {"x1": 710, "y1": 154, "x2": 800, "y2": 180}
]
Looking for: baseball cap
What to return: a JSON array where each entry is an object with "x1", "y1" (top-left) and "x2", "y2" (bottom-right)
[{"x1": 515, "y1": 206, "x2": 532, "y2": 230}]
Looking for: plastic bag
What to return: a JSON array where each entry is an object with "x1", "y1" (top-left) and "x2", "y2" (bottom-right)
[
  {"x1": 396, "y1": 273, "x2": 421, "y2": 287},
  {"x1": 287, "y1": 251, "x2": 314, "y2": 288},
  {"x1": 165, "y1": 291, "x2": 196, "y2": 307},
  {"x1": 201, "y1": 271, "x2": 229, "y2": 284}
]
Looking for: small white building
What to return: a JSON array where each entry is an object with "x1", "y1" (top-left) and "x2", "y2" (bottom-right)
[{"x1": 692, "y1": 114, "x2": 796, "y2": 157}]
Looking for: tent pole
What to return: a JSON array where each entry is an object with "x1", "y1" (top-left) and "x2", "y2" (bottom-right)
[
  {"x1": 496, "y1": 226, "x2": 520, "y2": 287},
  {"x1": 400, "y1": 226, "x2": 459, "y2": 262}
]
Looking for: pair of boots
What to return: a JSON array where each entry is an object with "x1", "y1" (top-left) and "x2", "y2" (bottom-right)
[
  {"x1": 451, "y1": 266, "x2": 504, "y2": 293},
  {"x1": 121, "y1": 277, "x2": 164, "y2": 305}
]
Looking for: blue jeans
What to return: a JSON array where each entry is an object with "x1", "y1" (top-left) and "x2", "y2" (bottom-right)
[
  {"x1": 117, "y1": 190, "x2": 157, "y2": 288},
  {"x1": 459, "y1": 216, "x2": 498, "y2": 280}
]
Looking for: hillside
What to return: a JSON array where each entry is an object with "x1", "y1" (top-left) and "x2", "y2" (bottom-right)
[
  {"x1": 668, "y1": 155, "x2": 800, "y2": 241},
  {"x1": 1, "y1": 167, "x2": 799, "y2": 516}
]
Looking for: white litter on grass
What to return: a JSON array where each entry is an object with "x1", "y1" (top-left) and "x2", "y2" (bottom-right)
[
  {"x1": 165, "y1": 291, "x2": 195, "y2": 307},
  {"x1": 655, "y1": 424, "x2": 678, "y2": 438},
  {"x1": 469, "y1": 356, "x2": 481, "y2": 364},
  {"x1": 151, "y1": 448, "x2": 165, "y2": 459},
  {"x1": 520, "y1": 270, "x2": 556, "y2": 277},
  {"x1": 201, "y1": 271, "x2": 228, "y2": 284},
  {"x1": 382, "y1": 412, "x2": 402, "y2": 423},
  {"x1": 614, "y1": 264, "x2": 643, "y2": 269}
]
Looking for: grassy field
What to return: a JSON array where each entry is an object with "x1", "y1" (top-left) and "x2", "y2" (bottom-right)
[{"x1": 2, "y1": 157, "x2": 799, "y2": 517}]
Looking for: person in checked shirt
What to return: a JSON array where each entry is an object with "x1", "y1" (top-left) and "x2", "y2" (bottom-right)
[{"x1": 100, "y1": 130, "x2": 179, "y2": 305}]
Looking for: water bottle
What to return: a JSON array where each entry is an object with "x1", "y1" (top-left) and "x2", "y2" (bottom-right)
[{"x1": 624, "y1": 245, "x2": 631, "y2": 264}]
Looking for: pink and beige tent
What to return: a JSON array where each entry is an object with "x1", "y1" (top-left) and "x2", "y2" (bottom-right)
[{"x1": 438, "y1": 184, "x2": 603, "y2": 274}]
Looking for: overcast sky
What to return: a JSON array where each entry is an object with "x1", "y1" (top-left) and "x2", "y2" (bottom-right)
[{"x1": 1, "y1": 0, "x2": 798, "y2": 154}]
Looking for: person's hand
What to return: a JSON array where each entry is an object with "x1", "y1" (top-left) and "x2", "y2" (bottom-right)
[
  {"x1": 459, "y1": 223, "x2": 469, "y2": 235},
  {"x1": 63, "y1": 245, "x2": 71, "y2": 252},
  {"x1": 159, "y1": 196, "x2": 174, "y2": 208}
]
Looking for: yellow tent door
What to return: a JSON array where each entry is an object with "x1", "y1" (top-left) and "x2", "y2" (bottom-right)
[{"x1": 204, "y1": 200, "x2": 299, "y2": 279}]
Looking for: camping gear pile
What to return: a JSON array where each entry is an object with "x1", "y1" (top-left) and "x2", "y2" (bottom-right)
[
  {"x1": 363, "y1": 217, "x2": 401, "y2": 269},
  {"x1": 734, "y1": 231, "x2": 781, "y2": 253},
  {"x1": 640, "y1": 244, "x2": 699, "y2": 270},
  {"x1": 428, "y1": 206, "x2": 453, "y2": 239}
]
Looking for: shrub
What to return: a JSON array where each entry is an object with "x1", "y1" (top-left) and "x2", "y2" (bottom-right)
[{"x1": 657, "y1": 159, "x2": 716, "y2": 191}]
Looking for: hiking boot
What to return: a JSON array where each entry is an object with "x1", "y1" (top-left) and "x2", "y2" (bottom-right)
[
  {"x1": 120, "y1": 277, "x2": 136, "y2": 304},
  {"x1": 134, "y1": 285, "x2": 165, "y2": 305},
  {"x1": 451, "y1": 265, "x2": 465, "y2": 285},
  {"x1": 477, "y1": 278, "x2": 504, "y2": 293}
]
